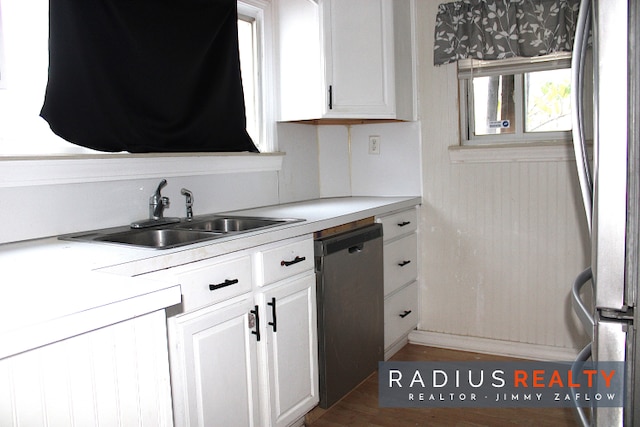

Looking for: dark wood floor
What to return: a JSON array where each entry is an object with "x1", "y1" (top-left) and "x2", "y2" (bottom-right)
[{"x1": 306, "y1": 344, "x2": 579, "y2": 427}]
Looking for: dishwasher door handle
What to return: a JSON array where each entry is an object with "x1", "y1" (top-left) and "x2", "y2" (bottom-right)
[{"x1": 348, "y1": 244, "x2": 364, "y2": 254}]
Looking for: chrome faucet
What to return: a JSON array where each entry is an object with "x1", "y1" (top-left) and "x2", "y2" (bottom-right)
[
  {"x1": 181, "y1": 188, "x2": 194, "y2": 220},
  {"x1": 150, "y1": 179, "x2": 170, "y2": 220},
  {"x1": 131, "y1": 179, "x2": 180, "y2": 228}
]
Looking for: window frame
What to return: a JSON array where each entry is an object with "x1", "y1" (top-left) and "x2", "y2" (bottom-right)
[
  {"x1": 237, "y1": 0, "x2": 276, "y2": 153},
  {"x1": 458, "y1": 53, "x2": 573, "y2": 147}
]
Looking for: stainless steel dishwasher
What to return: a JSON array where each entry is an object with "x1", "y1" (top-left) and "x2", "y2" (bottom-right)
[{"x1": 314, "y1": 222, "x2": 384, "y2": 408}]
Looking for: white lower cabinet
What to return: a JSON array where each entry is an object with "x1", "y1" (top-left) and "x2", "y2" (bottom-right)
[
  {"x1": 168, "y1": 296, "x2": 260, "y2": 427},
  {"x1": 377, "y1": 208, "x2": 419, "y2": 359},
  {"x1": 148, "y1": 235, "x2": 318, "y2": 427},
  {"x1": 256, "y1": 272, "x2": 318, "y2": 427}
]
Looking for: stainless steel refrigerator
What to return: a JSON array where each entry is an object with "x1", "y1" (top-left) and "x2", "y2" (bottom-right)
[{"x1": 571, "y1": 0, "x2": 640, "y2": 425}]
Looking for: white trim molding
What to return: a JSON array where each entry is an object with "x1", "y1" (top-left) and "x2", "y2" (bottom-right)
[
  {"x1": 408, "y1": 330, "x2": 581, "y2": 362},
  {"x1": 0, "y1": 152, "x2": 285, "y2": 188},
  {"x1": 448, "y1": 142, "x2": 591, "y2": 164}
]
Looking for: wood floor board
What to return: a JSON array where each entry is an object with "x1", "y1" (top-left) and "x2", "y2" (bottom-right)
[{"x1": 306, "y1": 344, "x2": 579, "y2": 427}]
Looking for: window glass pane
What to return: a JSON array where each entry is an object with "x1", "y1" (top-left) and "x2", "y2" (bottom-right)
[
  {"x1": 472, "y1": 75, "x2": 515, "y2": 136},
  {"x1": 237, "y1": 17, "x2": 259, "y2": 147},
  {"x1": 525, "y1": 69, "x2": 572, "y2": 132}
]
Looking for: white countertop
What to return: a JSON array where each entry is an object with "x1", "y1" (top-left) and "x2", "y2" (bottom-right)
[{"x1": 0, "y1": 196, "x2": 420, "y2": 358}]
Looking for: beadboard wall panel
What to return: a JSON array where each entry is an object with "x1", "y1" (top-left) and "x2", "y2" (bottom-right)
[
  {"x1": 413, "y1": 0, "x2": 591, "y2": 354},
  {"x1": 0, "y1": 310, "x2": 173, "y2": 427}
]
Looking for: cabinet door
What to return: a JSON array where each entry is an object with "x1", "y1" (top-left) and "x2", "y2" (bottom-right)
[
  {"x1": 322, "y1": 0, "x2": 395, "y2": 118},
  {"x1": 276, "y1": 0, "x2": 324, "y2": 121},
  {"x1": 257, "y1": 273, "x2": 319, "y2": 427},
  {"x1": 168, "y1": 297, "x2": 260, "y2": 427}
]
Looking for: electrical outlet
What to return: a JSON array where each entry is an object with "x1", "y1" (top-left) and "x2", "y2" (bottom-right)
[{"x1": 368, "y1": 135, "x2": 381, "y2": 155}]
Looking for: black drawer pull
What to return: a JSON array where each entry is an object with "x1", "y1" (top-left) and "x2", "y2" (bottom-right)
[
  {"x1": 398, "y1": 221, "x2": 411, "y2": 227},
  {"x1": 398, "y1": 260, "x2": 412, "y2": 267},
  {"x1": 399, "y1": 310, "x2": 412, "y2": 319},
  {"x1": 209, "y1": 278, "x2": 239, "y2": 291},
  {"x1": 251, "y1": 305, "x2": 261, "y2": 341},
  {"x1": 281, "y1": 256, "x2": 306, "y2": 267},
  {"x1": 268, "y1": 297, "x2": 277, "y2": 332}
]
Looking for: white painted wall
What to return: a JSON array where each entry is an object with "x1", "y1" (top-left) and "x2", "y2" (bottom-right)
[
  {"x1": 412, "y1": 0, "x2": 591, "y2": 356},
  {"x1": 277, "y1": 123, "x2": 320, "y2": 203},
  {"x1": 317, "y1": 125, "x2": 351, "y2": 197},
  {"x1": 350, "y1": 121, "x2": 421, "y2": 196},
  {"x1": 317, "y1": 121, "x2": 422, "y2": 198}
]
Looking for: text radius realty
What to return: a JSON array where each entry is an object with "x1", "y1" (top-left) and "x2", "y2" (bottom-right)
[{"x1": 387, "y1": 368, "x2": 618, "y2": 389}]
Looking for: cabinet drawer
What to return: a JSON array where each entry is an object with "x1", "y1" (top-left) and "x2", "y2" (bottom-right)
[
  {"x1": 384, "y1": 282, "x2": 418, "y2": 349},
  {"x1": 383, "y1": 233, "x2": 417, "y2": 295},
  {"x1": 145, "y1": 255, "x2": 252, "y2": 312},
  {"x1": 378, "y1": 208, "x2": 417, "y2": 242},
  {"x1": 256, "y1": 236, "x2": 314, "y2": 286}
]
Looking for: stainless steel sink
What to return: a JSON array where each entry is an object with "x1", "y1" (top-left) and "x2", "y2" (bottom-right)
[
  {"x1": 60, "y1": 215, "x2": 303, "y2": 249},
  {"x1": 175, "y1": 216, "x2": 296, "y2": 233},
  {"x1": 93, "y1": 228, "x2": 222, "y2": 249}
]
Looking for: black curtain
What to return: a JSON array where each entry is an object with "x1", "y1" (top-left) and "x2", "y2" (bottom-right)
[{"x1": 40, "y1": 0, "x2": 259, "y2": 153}]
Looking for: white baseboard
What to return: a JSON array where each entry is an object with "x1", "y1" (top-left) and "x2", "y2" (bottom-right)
[
  {"x1": 385, "y1": 336, "x2": 409, "y2": 360},
  {"x1": 408, "y1": 330, "x2": 581, "y2": 361}
]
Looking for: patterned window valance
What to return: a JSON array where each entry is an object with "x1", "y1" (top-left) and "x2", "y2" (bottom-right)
[{"x1": 434, "y1": 0, "x2": 580, "y2": 65}]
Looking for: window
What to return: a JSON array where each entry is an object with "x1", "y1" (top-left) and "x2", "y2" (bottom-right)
[
  {"x1": 459, "y1": 53, "x2": 573, "y2": 146},
  {"x1": 0, "y1": 0, "x2": 274, "y2": 156},
  {"x1": 237, "y1": 0, "x2": 274, "y2": 153},
  {"x1": 238, "y1": 16, "x2": 259, "y2": 147}
]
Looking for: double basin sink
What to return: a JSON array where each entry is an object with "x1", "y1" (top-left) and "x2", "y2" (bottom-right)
[{"x1": 61, "y1": 215, "x2": 303, "y2": 249}]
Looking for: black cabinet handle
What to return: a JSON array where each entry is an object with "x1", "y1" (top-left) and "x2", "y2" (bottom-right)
[
  {"x1": 398, "y1": 221, "x2": 411, "y2": 227},
  {"x1": 209, "y1": 278, "x2": 239, "y2": 291},
  {"x1": 328, "y1": 85, "x2": 333, "y2": 110},
  {"x1": 399, "y1": 310, "x2": 412, "y2": 318},
  {"x1": 281, "y1": 256, "x2": 306, "y2": 267},
  {"x1": 251, "y1": 305, "x2": 261, "y2": 341},
  {"x1": 268, "y1": 297, "x2": 277, "y2": 332},
  {"x1": 398, "y1": 260, "x2": 412, "y2": 267}
]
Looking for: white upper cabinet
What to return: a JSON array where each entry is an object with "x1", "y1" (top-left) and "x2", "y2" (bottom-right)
[
  {"x1": 322, "y1": 0, "x2": 394, "y2": 118},
  {"x1": 276, "y1": 0, "x2": 416, "y2": 122}
]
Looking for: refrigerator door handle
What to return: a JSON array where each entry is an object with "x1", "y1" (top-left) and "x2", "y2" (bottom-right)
[
  {"x1": 572, "y1": 267, "x2": 595, "y2": 339},
  {"x1": 570, "y1": 0, "x2": 593, "y2": 233}
]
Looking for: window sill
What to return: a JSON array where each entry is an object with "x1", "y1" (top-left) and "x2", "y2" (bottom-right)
[
  {"x1": 448, "y1": 142, "x2": 585, "y2": 164},
  {"x1": 0, "y1": 152, "x2": 285, "y2": 188}
]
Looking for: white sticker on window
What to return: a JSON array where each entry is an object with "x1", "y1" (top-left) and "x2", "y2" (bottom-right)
[{"x1": 488, "y1": 120, "x2": 510, "y2": 129}]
